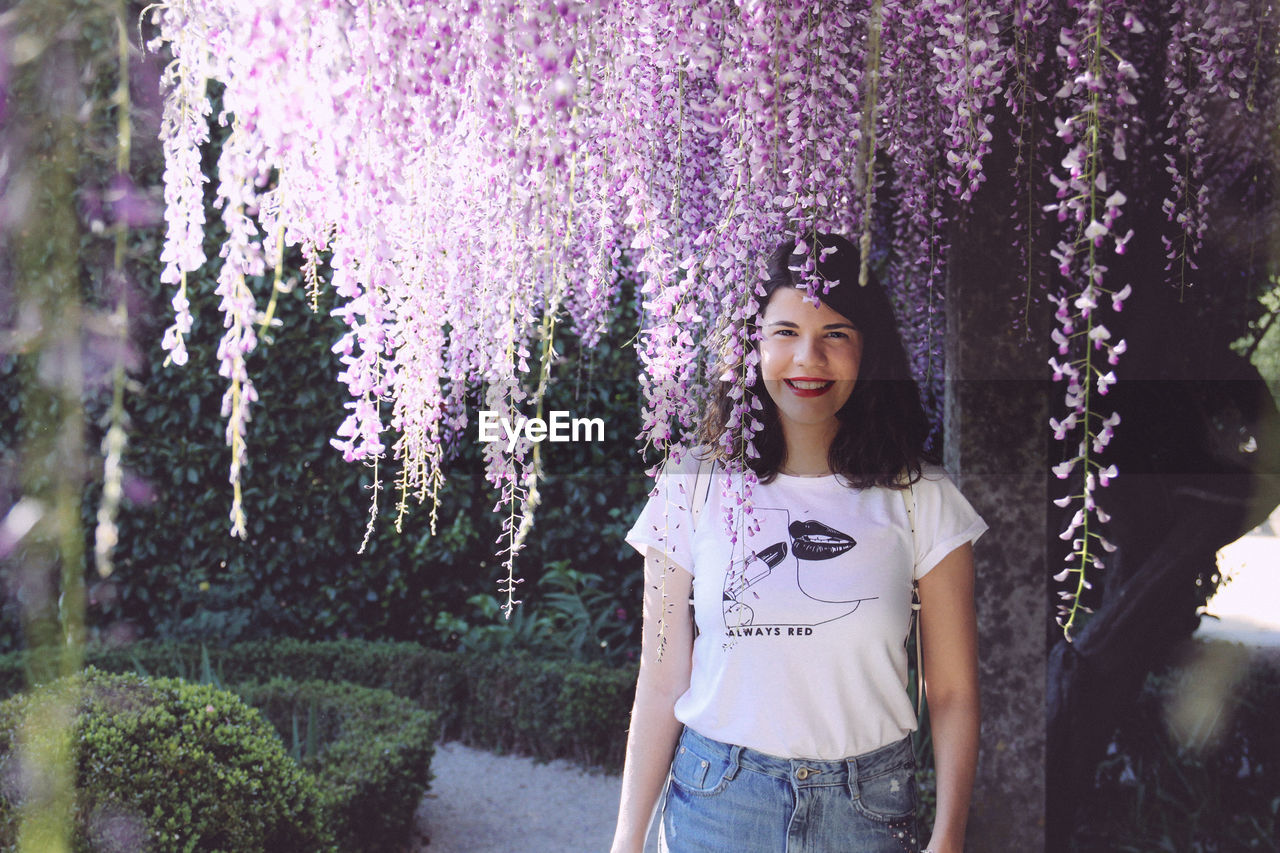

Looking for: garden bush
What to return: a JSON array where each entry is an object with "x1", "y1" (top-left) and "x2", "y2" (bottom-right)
[
  {"x1": 0, "y1": 668, "x2": 333, "y2": 852},
  {"x1": 1072, "y1": 642, "x2": 1280, "y2": 852},
  {"x1": 235, "y1": 678, "x2": 439, "y2": 853},
  {"x1": 0, "y1": 638, "x2": 635, "y2": 769}
]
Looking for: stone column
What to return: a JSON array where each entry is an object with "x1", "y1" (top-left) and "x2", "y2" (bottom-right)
[{"x1": 943, "y1": 197, "x2": 1050, "y2": 851}]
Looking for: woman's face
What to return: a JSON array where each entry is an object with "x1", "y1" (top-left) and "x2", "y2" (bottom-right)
[{"x1": 758, "y1": 286, "x2": 863, "y2": 435}]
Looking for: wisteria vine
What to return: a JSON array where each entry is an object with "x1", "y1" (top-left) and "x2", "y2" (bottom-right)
[
  {"x1": 1043, "y1": 0, "x2": 1138, "y2": 637},
  {"x1": 144, "y1": 0, "x2": 1277, "y2": 628}
]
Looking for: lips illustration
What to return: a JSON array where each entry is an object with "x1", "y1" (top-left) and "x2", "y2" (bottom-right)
[
  {"x1": 788, "y1": 519, "x2": 857, "y2": 560},
  {"x1": 720, "y1": 507, "x2": 873, "y2": 631}
]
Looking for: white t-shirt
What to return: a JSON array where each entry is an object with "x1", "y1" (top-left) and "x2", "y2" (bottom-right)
[{"x1": 625, "y1": 451, "x2": 987, "y2": 760}]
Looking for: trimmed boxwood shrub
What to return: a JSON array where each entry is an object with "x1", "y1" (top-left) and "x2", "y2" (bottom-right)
[
  {"x1": 0, "y1": 639, "x2": 636, "y2": 769},
  {"x1": 234, "y1": 678, "x2": 439, "y2": 853},
  {"x1": 0, "y1": 668, "x2": 333, "y2": 852}
]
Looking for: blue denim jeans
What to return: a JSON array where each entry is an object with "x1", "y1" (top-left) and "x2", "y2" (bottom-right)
[{"x1": 658, "y1": 727, "x2": 921, "y2": 853}]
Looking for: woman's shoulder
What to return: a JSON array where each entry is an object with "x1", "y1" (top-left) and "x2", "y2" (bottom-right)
[
  {"x1": 883, "y1": 462, "x2": 951, "y2": 489},
  {"x1": 910, "y1": 463, "x2": 983, "y2": 513},
  {"x1": 898, "y1": 462, "x2": 961, "y2": 500},
  {"x1": 916, "y1": 462, "x2": 952, "y2": 483},
  {"x1": 649, "y1": 444, "x2": 718, "y2": 485}
]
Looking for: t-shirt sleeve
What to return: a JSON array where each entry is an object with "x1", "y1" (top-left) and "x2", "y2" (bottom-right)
[
  {"x1": 911, "y1": 467, "x2": 988, "y2": 579},
  {"x1": 624, "y1": 450, "x2": 703, "y2": 575}
]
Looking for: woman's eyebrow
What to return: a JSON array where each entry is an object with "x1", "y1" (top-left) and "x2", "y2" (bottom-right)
[{"x1": 763, "y1": 320, "x2": 857, "y2": 330}]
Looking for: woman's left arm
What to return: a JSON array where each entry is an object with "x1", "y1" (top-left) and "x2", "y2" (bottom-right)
[{"x1": 916, "y1": 541, "x2": 980, "y2": 853}]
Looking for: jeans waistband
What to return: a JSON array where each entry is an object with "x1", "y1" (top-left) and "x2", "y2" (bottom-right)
[{"x1": 678, "y1": 727, "x2": 914, "y2": 789}]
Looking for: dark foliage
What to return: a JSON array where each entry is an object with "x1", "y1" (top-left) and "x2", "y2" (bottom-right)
[
  {"x1": 1070, "y1": 644, "x2": 1279, "y2": 852},
  {"x1": 0, "y1": 205, "x2": 651, "y2": 652}
]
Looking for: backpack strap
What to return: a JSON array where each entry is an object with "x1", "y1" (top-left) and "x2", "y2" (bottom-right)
[
  {"x1": 687, "y1": 454, "x2": 716, "y2": 625},
  {"x1": 690, "y1": 453, "x2": 715, "y2": 530},
  {"x1": 901, "y1": 477, "x2": 924, "y2": 720}
]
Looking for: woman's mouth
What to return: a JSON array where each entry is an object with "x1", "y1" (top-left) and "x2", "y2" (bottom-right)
[{"x1": 784, "y1": 378, "x2": 834, "y2": 397}]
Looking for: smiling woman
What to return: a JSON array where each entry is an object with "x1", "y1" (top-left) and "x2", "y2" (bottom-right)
[{"x1": 611, "y1": 234, "x2": 986, "y2": 853}]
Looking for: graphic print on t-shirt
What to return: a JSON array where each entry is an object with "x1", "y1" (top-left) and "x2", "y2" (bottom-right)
[{"x1": 722, "y1": 507, "x2": 877, "y2": 631}]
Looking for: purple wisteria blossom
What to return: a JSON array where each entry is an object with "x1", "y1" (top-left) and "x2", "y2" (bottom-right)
[{"x1": 148, "y1": 0, "x2": 1274, "y2": 629}]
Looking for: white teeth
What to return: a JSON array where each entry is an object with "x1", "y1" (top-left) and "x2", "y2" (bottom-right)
[{"x1": 787, "y1": 379, "x2": 832, "y2": 390}]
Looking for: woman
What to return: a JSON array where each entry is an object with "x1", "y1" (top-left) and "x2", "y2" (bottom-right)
[{"x1": 610, "y1": 233, "x2": 985, "y2": 853}]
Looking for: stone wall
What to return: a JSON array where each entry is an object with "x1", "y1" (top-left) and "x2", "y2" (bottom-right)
[{"x1": 945, "y1": 198, "x2": 1050, "y2": 851}]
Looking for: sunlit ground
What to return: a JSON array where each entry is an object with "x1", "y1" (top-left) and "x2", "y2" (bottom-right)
[{"x1": 1197, "y1": 504, "x2": 1280, "y2": 647}]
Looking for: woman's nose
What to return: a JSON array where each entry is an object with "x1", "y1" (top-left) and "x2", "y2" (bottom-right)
[{"x1": 794, "y1": 336, "x2": 826, "y2": 366}]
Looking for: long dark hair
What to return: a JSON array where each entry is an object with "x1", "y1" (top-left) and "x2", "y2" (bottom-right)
[{"x1": 698, "y1": 233, "x2": 936, "y2": 488}]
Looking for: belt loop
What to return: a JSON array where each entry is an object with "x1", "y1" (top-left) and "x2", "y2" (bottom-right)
[
  {"x1": 725, "y1": 744, "x2": 743, "y2": 781},
  {"x1": 845, "y1": 757, "x2": 859, "y2": 795}
]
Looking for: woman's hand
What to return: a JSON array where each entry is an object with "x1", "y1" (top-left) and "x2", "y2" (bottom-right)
[{"x1": 916, "y1": 542, "x2": 980, "y2": 853}]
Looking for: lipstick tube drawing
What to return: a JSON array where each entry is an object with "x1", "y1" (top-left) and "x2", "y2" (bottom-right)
[{"x1": 725, "y1": 542, "x2": 788, "y2": 599}]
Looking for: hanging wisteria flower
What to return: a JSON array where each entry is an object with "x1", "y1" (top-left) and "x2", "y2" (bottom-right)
[
  {"x1": 1043, "y1": 0, "x2": 1143, "y2": 638},
  {"x1": 931, "y1": 0, "x2": 1010, "y2": 202},
  {"x1": 144, "y1": 0, "x2": 1273, "y2": 635},
  {"x1": 1160, "y1": 0, "x2": 1252, "y2": 295}
]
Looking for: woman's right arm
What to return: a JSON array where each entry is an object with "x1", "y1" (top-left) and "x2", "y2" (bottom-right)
[{"x1": 610, "y1": 547, "x2": 695, "y2": 853}]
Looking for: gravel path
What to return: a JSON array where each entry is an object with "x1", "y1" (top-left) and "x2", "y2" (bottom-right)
[{"x1": 414, "y1": 741, "x2": 660, "y2": 852}]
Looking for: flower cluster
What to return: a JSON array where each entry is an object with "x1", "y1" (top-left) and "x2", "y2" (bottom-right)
[
  {"x1": 1005, "y1": 0, "x2": 1054, "y2": 335},
  {"x1": 152, "y1": 0, "x2": 212, "y2": 368},
  {"x1": 211, "y1": 123, "x2": 267, "y2": 539},
  {"x1": 146, "y1": 0, "x2": 1275, "y2": 628},
  {"x1": 1043, "y1": 0, "x2": 1140, "y2": 638},
  {"x1": 1160, "y1": 0, "x2": 1252, "y2": 295},
  {"x1": 932, "y1": 0, "x2": 1010, "y2": 203}
]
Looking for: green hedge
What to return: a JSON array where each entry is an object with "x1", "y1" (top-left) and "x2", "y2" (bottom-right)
[
  {"x1": 0, "y1": 668, "x2": 333, "y2": 852},
  {"x1": 236, "y1": 678, "x2": 438, "y2": 853},
  {"x1": 0, "y1": 638, "x2": 636, "y2": 769}
]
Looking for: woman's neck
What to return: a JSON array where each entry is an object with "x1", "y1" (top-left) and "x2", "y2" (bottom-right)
[{"x1": 779, "y1": 422, "x2": 838, "y2": 476}]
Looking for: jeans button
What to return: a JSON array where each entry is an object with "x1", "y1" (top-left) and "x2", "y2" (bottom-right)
[{"x1": 796, "y1": 767, "x2": 809, "y2": 780}]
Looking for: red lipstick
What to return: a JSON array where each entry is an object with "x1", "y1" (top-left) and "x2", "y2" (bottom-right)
[{"x1": 783, "y1": 377, "x2": 835, "y2": 398}]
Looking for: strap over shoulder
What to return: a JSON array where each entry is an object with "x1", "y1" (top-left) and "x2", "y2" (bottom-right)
[
  {"x1": 899, "y1": 472, "x2": 924, "y2": 719},
  {"x1": 900, "y1": 477, "x2": 916, "y2": 548},
  {"x1": 690, "y1": 453, "x2": 716, "y2": 531}
]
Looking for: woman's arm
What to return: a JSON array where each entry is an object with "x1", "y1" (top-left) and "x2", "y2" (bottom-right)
[
  {"x1": 610, "y1": 547, "x2": 695, "y2": 853},
  {"x1": 916, "y1": 542, "x2": 980, "y2": 853}
]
